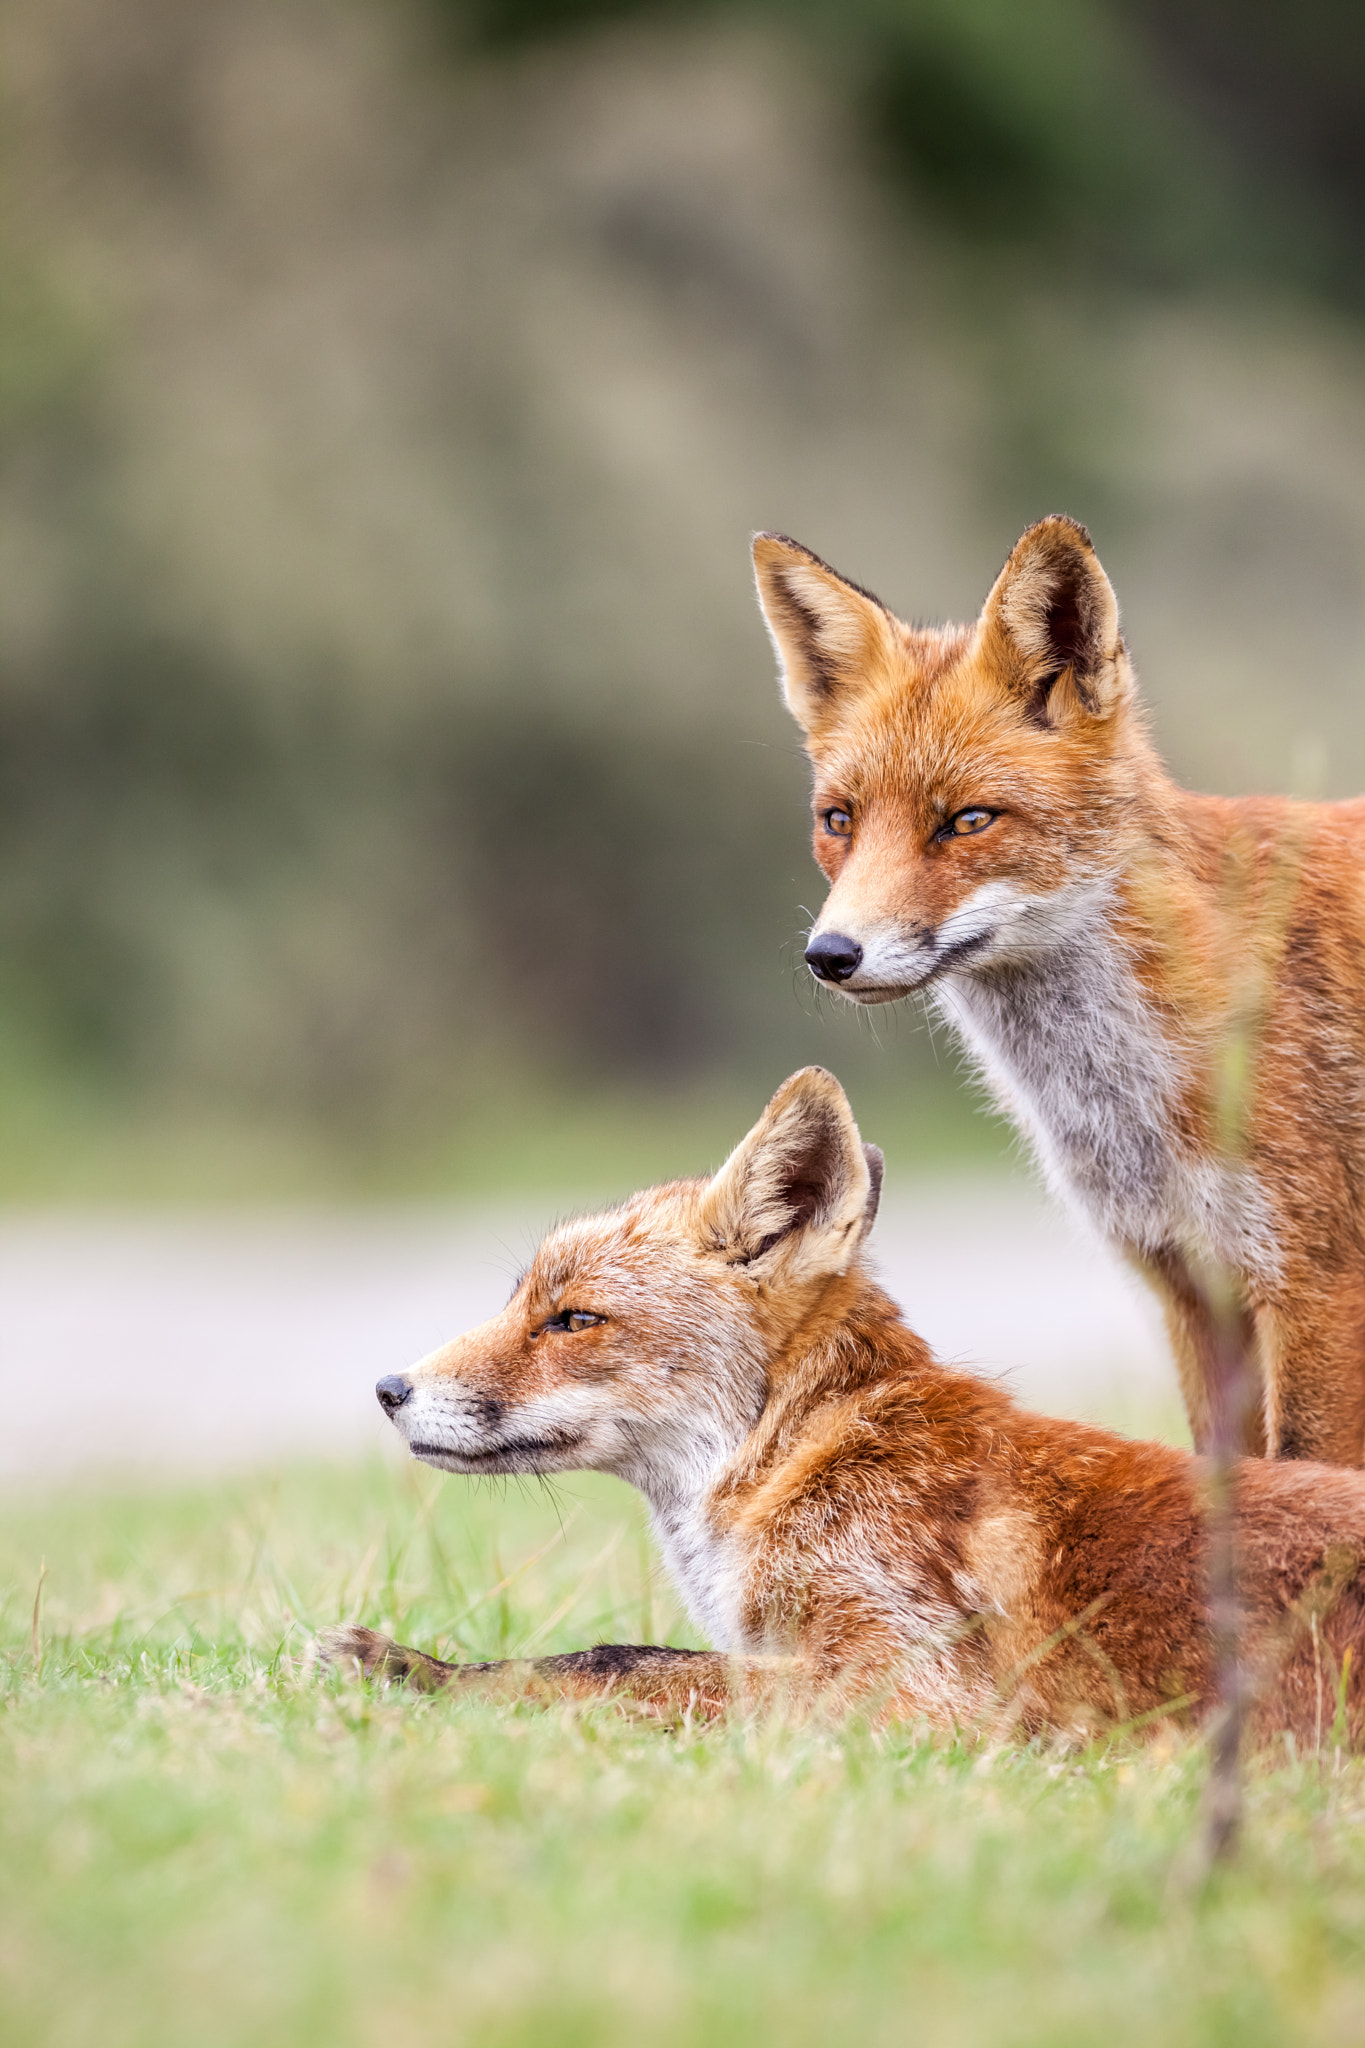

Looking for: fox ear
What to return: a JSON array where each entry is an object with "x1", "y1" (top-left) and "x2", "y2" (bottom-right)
[
  {"x1": 752, "y1": 533, "x2": 899, "y2": 734},
  {"x1": 981, "y1": 516, "x2": 1127, "y2": 724},
  {"x1": 700, "y1": 1066, "x2": 874, "y2": 1279}
]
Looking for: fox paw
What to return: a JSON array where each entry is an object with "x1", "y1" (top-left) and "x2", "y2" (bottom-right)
[
  {"x1": 318, "y1": 1624, "x2": 400, "y2": 1680},
  {"x1": 316, "y1": 1624, "x2": 457, "y2": 1690}
]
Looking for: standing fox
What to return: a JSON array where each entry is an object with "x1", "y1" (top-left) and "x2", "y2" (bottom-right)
[
  {"x1": 753, "y1": 519, "x2": 1365, "y2": 1467},
  {"x1": 329, "y1": 1069, "x2": 1365, "y2": 1745}
]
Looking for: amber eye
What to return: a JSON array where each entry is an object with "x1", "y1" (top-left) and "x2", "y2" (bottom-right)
[
  {"x1": 822, "y1": 808, "x2": 853, "y2": 837},
  {"x1": 538, "y1": 1309, "x2": 605, "y2": 1336},
  {"x1": 942, "y1": 808, "x2": 996, "y2": 840}
]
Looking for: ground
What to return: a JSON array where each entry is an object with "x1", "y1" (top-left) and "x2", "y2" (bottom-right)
[{"x1": 4, "y1": 1458, "x2": 1365, "y2": 2048}]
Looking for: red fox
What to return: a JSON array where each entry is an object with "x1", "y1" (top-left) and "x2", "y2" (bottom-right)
[
  {"x1": 327, "y1": 1069, "x2": 1365, "y2": 1743},
  {"x1": 753, "y1": 518, "x2": 1365, "y2": 1468}
]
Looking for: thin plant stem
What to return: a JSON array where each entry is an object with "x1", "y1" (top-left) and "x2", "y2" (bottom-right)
[
  {"x1": 30, "y1": 1559, "x2": 46, "y2": 1668},
  {"x1": 1188, "y1": 804, "x2": 1310, "y2": 1869}
]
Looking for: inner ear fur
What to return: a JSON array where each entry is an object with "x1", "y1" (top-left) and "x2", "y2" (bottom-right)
[
  {"x1": 701, "y1": 1067, "x2": 876, "y2": 1274},
  {"x1": 981, "y1": 515, "x2": 1126, "y2": 724},
  {"x1": 752, "y1": 532, "x2": 899, "y2": 735},
  {"x1": 860, "y1": 1143, "x2": 884, "y2": 1243}
]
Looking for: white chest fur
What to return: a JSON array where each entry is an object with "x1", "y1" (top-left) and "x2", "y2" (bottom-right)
[
  {"x1": 935, "y1": 925, "x2": 1276, "y2": 1275},
  {"x1": 646, "y1": 1493, "x2": 746, "y2": 1650}
]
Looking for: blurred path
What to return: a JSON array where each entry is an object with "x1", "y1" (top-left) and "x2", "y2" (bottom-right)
[{"x1": 0, "y1": 1182, "x2": 1182, "y2": 1485}]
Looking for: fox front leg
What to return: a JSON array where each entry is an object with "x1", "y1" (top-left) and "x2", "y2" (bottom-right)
[
  {"x1": 1137, "y1": 1246, "x2": 1267, "y2": 1457},
  {"x1": 1141, "y1": 1245, "x2": 1365, "y2": 1464},
  {"x1": 1256, "y1": 1269, "x2": 1365, "y2": 1465},
  {"x1": 318, "y1": 1626, "x2": 755, "y2": 1718}
]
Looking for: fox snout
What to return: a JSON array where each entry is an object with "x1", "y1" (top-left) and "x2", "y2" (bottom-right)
[
  {"x1": 804, "y1": 875, "x2": 1060, "y2": 1001},
  {"x1": 803, "y1": 913, "x2": 946, "y2": 1003},
  {"x1": 375, "y1": 1374, "x2": 412, "y2": 1415}
]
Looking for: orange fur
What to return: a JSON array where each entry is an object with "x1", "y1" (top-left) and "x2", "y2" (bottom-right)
[
  {"x1": 754, "y1": 519, "x2": 1365, "y2": 1466},
  {"x1": 326, "y1": 1071, "x2": 1365, "y2": 1744}
]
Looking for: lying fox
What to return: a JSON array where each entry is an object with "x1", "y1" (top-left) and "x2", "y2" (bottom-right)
[
  {"x1": 326, "y1": 1069, "x2": 1365, "y2": 1744},
  {"x1": 753, "y1": 519, "x2": 1365, "y2": 1467}
]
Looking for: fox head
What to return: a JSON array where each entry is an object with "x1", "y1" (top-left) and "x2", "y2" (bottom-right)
[
  {"x1": 753, "y1": 517, "x2": 1141, "y2": 1002},
  {"x1": 377, "y1": 1068, "x2": 884, "y2": 1497}
]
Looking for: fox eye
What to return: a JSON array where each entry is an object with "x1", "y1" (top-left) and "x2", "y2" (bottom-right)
[
  {"x1": 941, "y1": 808, "x2": 996, "y2": 840},
  {"x1": 537, "y1": 1309, "x2": 606, "y2": 1336},
  {"x1": 822, "y1": 808, "x2": 853, "y2": 837}
]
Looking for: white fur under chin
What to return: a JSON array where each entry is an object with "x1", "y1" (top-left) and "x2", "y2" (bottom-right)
[{"x1": 934, "y1": 906, "x2": 1278, "y2": 1278}]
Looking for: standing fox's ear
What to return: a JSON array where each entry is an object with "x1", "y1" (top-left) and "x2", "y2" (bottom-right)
[
  {"x1": 752, "y1": 533, "x2": 899, "y2": 734},
  {"x1": 700, "y1": 1066, "x2": 876, "y2": 1280},
  {"x1": 981, "y1": 516, "x2": 1128, "y2": 724}
]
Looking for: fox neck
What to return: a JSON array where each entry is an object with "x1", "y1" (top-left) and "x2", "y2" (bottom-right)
[
  {"x1": 934, "y1": 802, "x2": 1276, "y2": 1273},
  {"x1": 937, "y1": 916, "x2": 1184, "y2": 1250},
  {"x1": 609, "y1": 1372, "x2": 762, "y2": 1649},
  {"x1": 627, "y1": 1272, "x2": 883, "y2": 1650}
]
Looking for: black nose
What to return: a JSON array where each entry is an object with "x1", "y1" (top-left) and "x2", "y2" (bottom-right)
[
  {"x1": 375, "y1": 1374, "x2": 412, "y2": 1415},
  {"x1": 805, "y1": 932, "x2": 864, "y2": 984}
]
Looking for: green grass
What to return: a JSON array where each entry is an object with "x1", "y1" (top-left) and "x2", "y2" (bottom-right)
[{"x1": 5, "y1": 1460, "x2": 1365, "y2": 2048}]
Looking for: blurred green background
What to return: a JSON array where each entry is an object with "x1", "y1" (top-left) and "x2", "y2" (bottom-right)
[{"x1": 4, "y1": 0, "x2": 1365, "y2": 1199}]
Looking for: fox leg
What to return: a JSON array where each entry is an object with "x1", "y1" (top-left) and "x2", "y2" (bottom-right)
[
  {"x1": 318, "y1": 1625, "x2": 778, "y2": 1718},
  {"x1": 1137, "y1": 1245, "x2": 1266, "y2": 1456},
  {"x1": 1254, "y1": 1271, "x2": 1365, "y2": 1465},
  {"x1": 321, "y1": 1628, "x2": 1008, "y2": 1729}
]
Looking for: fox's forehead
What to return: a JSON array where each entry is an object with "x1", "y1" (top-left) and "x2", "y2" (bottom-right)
[
  {"x1": 811, "y1": 655, "x2": 1037, "y2": 808},
  {"x1": 516, "y1": 1180, "x2": 709, "y2": 1311}
]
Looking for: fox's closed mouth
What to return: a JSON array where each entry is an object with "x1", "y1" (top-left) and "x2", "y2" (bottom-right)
[
  {"x1": 839, "y1": 984, "x2": 913, "y2": 1004},
  {"x1": 839, "y1": 931, "x2": 995, "y2": 1002},
  {"x1": 408, "y1": 1436, "x2": 581, "y2": 1466},
  {"x1": 934, "y1": 931, "x2": 994, "y2": 969}
]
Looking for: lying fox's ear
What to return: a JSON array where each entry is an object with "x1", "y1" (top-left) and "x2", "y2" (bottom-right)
[
  {"x1": 700, "y1": 1066, "x2": 875, "y2": 1279},
  {"x1": 981, "y1": 516, "x2": 1128, "y2": 724},
  {"x1": 752, "y1": 533, "x2": 899, "y2": 734}
]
